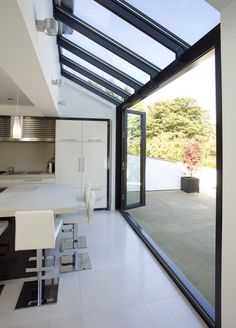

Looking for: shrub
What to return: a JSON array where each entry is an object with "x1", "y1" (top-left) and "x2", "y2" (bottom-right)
[{"x1": 183, "y1": 140, "x2": 202, "y2": 176}]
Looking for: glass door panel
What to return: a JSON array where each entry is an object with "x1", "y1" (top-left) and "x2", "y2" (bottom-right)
[{"x1": 123, "y1": 110, "x2": 146, "y2": 209}]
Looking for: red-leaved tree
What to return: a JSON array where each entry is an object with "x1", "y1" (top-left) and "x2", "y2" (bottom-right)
[{"x1": 183, "y1": 140, "x2": 202, "y2": 177}]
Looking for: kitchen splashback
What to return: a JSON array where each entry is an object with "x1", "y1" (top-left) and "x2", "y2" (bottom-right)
[{"x1": 0, "y1": 142, "x2": 55, "y2": 172}]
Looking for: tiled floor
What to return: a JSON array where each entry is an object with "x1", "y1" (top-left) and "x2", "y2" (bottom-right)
[{"x1": 0, "y1": 211, "x2": 207, "y2": 328}]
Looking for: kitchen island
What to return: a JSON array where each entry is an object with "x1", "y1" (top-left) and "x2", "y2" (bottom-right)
[
  {"x1": 0, "y1": 184, "x2": 78, "y2": 281},
  {"x1": 0, "y1": 183, "x2": 78, "y2": 217}
]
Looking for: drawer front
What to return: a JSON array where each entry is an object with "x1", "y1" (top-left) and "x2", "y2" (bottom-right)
[
  {"x1": 95, "y1": 197, "x2": 107, "y2": 209},
  {"x1": 0, "y1": 178, "x2": 13, "y2": 186},
  {"x1": 91, "y1": 186, "x2": 106, "y2": 198},
  {"x1": 13, "y1": 177, "x2": 55, "y2": 184}
]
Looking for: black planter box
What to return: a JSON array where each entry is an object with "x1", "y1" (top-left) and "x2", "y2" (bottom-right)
[{"x1": 181, "y1": 177, "x2": 199, "y2": 193}]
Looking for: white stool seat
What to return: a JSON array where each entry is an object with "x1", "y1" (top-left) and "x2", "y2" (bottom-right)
[
  {"x1": 15, "y1": 210, "x2": 56, "y2": 251},
  {"x1": 15, "y1": 210, "x2": 62, "y2": 308}
]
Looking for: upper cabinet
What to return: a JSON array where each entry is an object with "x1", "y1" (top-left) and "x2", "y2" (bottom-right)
[
  {"x1": 56, "y1": 120, "x2": 108, "y2": 143},
  {"x1": 56, "y1": 120, "x2": 82, "y2": 141},
  {"x1": 82, "y1": 121, "x2": 107, "y2": 143}
]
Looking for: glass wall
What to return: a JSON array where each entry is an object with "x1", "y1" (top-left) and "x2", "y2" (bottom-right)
[{"x1": 125, "y1": 50, "x2": 217, "y2": 315}]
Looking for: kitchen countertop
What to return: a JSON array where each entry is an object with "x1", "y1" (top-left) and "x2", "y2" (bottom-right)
[
  {"x1": 0, "y1": 184, "x2": 78, "y2": 218},
  {"x1": 0, "y1": 171, "x2": 54, "y2": 177}
]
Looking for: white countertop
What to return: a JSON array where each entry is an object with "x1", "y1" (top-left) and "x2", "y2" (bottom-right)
[{"x1": 0, "y1": 184, "x2": 78, "y2": 218}]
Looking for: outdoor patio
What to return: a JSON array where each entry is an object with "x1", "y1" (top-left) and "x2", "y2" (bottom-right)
[{"x1": 129, "y1": 189, "x2": 216, "y2": 307}]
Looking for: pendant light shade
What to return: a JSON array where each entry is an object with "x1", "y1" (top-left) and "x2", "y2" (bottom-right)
[
  {"x1": 12, "y1": 116, "x2": 23, "y2": 139},
  {"x1": 12, "y1": 87, "x2": 23, "y2": 139}
]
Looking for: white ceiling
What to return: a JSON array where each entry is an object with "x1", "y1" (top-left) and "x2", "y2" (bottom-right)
[{"x1": 0, "y1": 0, "x2": 59, "y2": 117}]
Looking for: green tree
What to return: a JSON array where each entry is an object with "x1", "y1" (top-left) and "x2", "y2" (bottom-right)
[{"x1": 127, "y1": 97, "x2": 216, "y2": 167}]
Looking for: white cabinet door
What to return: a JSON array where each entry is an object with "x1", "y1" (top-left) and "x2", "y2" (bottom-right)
[
  {"x1": 55, "y1": 142, "x2": 82, "y2": 192},
  {"x1": 82, "y1": 142, "x2": 107, "y2": 189},
  {"x1": 82, "y1": 121, "x2": 107, "y2": 142},
  {"x1": 56, "y1": 120, "x2": 82, "y2": 141}
]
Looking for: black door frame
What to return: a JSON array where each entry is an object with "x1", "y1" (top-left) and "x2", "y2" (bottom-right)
[
  {"x1": 116, "y1": 25, "x2": 222, "y2": 328},
  {"x1": 121, "y1": 110, "x2": 146, "y2": 210}
]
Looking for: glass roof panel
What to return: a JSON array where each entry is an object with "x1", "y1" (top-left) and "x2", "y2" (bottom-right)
[
  {"x1": 62, "y1": 65, "x2": 124, "y2": 102},
  {"x1": 74, "y1": 0, "x2": 175, "y2": 69},
  {"x1": 63, "y1": 29, "x2": 150, "y2": 84},
  {"x1": 61, "y1": 48, "x2": 134, "y2": 94},
  {"x1": 125, "y1": 0, "x2": 220, "y2": 45}
]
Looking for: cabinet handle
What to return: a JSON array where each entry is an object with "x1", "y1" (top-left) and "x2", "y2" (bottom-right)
[
  {"x1": 82, "y1": 158, "x2": 85, "y2": 172},
  {"x1": 91, "y1": 188, "x2": 102, "y2": 191},
  {"x1": 87, "y1": 139, "x2": 103, "y2": 142},
  {"x1": 60, "y1": 138, "x2": 77, "y2": 141},
  {"x1": 78, "y1": 158, "x2": 81, "y2": 172},
  {"x1": 24, "y1": 179, "x2": 42, "y2": 182}
]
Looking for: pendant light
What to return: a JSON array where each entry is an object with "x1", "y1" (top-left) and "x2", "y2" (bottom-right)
[{"x1": 12, "y1": 87, "x2": 23, "y2": 139}]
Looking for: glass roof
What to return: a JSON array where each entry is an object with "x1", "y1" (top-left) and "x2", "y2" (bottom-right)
[
  {"x1": 125, "y1": 0, "x2": 220, "y2": 45},
  {"x1": 61, "y1": 48, "x2": 134, "y2": 94},
  {"x1": 73, "y1": 0, "x2": 175, "y2": 69},
  {"x1": 63, "y1": 28, "x2": 150, "y2": 84},
  {"x1": 62, "y1": 65, "x2": 124, "y2": 102},
  {"x1": 54, "y1": 0, "x2": 220, "y2": 106}
]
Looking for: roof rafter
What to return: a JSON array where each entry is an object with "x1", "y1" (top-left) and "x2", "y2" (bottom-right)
[
  {"x1": 94, "y1": 0, "x2": 189, "y2": 56},
  {"x1": 62, "y1": 69, "x2": 122, "y2": 106},
  {"x1": 54, "y1": 5, "x2": 160, "y2": 76},
  {"x1": 60, "y1": 54, "x2": 131, "y2": 99},
  {"x1": 57, "y1": 36, "x2": 143, "y2": 91}
]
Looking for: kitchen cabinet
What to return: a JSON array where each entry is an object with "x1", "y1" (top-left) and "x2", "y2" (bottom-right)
[
  {"x1": 56, "y1": 120, "x2": 82, "y2": 141},
  {"x1": 12, "y1": 174, "x2": 55, "y2": 184},
  {"x1": 55, "y1": 119, "x2": 109, "y2": 209},
  {"x1": 55, "y1": 142, "x2": 82, "y2": 196},
  {"x1": 0, "y1": 174, "x2": 55, "y2": 187}
]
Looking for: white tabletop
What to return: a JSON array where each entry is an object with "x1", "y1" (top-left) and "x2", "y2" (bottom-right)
[{"x1": 0, "y1": 184, "x2": 78, "y2": 218}]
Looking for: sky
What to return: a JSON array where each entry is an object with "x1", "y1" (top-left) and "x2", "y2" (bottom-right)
[{"x1": 142, "y1": 50, "x2": 216, "y2": 124}]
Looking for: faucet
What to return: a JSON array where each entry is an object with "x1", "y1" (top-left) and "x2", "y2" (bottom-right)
[{"x1": 8, "y1": 167, "x2": 14, "y2": 174}]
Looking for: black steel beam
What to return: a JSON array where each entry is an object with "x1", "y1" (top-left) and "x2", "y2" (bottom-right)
[
  {"x1": 57, "y1": 36, "x2": 142, "y2": 91},
  {"x1": 61, "y1": 69, "x2": 122, "y2": 106},
  {"x1": 54, "y1": 6, "x2": 160, "y2": 76},
  {"x1": 117, "y1": 25, "x2": 220, "y2": 111},
  {"x1": 95, "y1": 0, "x2": 189, "y2": 56},
  {"x1": 60, "y1": 55, "x2": 131, "y2": 99}
]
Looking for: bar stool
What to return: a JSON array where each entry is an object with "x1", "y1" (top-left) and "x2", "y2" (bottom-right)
[
  {"x1": 60, "y1": 191, "x2": 96, "y2": 272},
  {"x1": 15, "y1": 210, "x2": 62, "y2": 308}
]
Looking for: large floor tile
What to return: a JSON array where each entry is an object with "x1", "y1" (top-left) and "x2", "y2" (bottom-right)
[
  {"x1": 145, "y1": 296, "x2": 208, "y2": 328},
  {"x1": 127, "y1": 261, "x2": 180, "y2": 302},
  {"x1": 87, "y1": 244, "x2": 125, "y2": 270},
  {"x1": 11, "y1": 313, "x2": 83, "y2": 328},
  {"x1": 79, "y1": 267, "x2": 142, "y2": 312},
  {"x1": 83, "y1": 303, "x2": 155, "y2": 328}
]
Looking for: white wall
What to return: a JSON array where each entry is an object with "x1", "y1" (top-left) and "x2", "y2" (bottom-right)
[
  {"x1": 58, "y1": 80, "x2": 116, "y2": 210},
  {"x1": 146, "y1": 157, "x2": 183, "y2": 190},
  {"x1": 221, "y1": 1, "x2": 236, "y2": 327},
  {"x1": 128, "y1": 155, "x2": 183, "y2": 190}
]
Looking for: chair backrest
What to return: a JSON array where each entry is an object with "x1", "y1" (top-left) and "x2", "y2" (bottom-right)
[
  {"x1": 15, "y1": 210, "x2": 55, "y2": 251},
  {"x1": 84, "y1": 182, "x2": 91, "y2": 208},
  {"x1": 87, "y1": 191, "x2": 96, "y2": 223}
]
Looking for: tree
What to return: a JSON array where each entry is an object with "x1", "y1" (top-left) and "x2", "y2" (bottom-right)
[{"x1": 127, "y1": 97, "x2": 215, "y2": 167}]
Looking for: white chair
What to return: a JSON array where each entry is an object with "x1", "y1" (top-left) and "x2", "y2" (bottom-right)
[
  {"x1": 77, "y1": 182, "x2": 91, "y2": 208},
  {"x1": 15, "y1": 210, "x2": 62, "y2": 307},
  {"x1": 60, "y1": 190, "x2": 96, "y2": 250}
]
